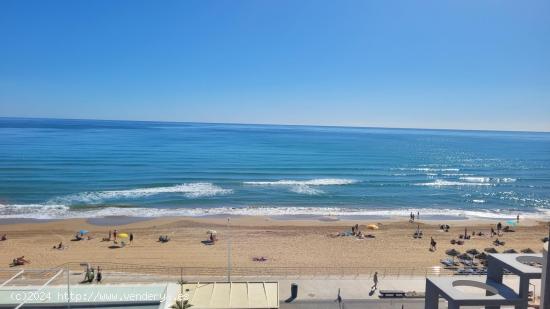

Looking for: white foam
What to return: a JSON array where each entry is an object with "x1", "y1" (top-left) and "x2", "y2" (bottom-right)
[
  {"x1": 243, "y1": 178, "x2": 357, "y2": 195},
  {"x1": 459, "y1": 177, "x2": 516, "y2": 183},
  {"x1": 244, "y1": 178, "x2": 357, "y2": 186},
  {"x1": 289, "y1": 184, "x2": 323, "y2": 195},
  {"x1": 415, "y1": 179, "x2": 493, "y2": 187},
  {"x1": 49, "y1": 183, "x2": 232, "y2": 204},
  {"x1": 472, "y1": 199, "x2": 486, "y2": 203},
  {"x1": 0, "y1": 203, "x2": 70, "y2": 219},
  {"x1": 2, "y1": 204, "x2": 548, "y2": 220},
  {"x1": 460, "y1": 177, "x2": 491, "y2": 183},
  {"x1": 395, "y1": 168, "x2": 460, "y2": 172}
]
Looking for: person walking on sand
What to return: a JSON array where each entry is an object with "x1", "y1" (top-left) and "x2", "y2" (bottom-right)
[
  {"x1": 430, "y1": 237, "x2": 437, "y2": 251},
  {"x1": 496, "y1": 222, "x2": 502, "y2": 235},
  {"x1": 335, "y1": 288, "x2": 342, "y2": 308},
  {"x1": 417, "y1": 211, "x2": 420, "y2": 220},
  {"x1": 96, "y1": 266, "x2": 102, "y2": 283},
  {"x1": 113, "y1": 230, "x2": 118, "y2": 241},
  {"x1": 372, "y1": 272, "x2": 379, "y2": 290},
  {"x1": 517, "y1": 214, "x2": 520, "y2": 223},
  {"x1": 108, "y1": 230, "x2": 112, "y2": 241},
  {"x1": 129, "y1": 233, "x2": 134, "y2": 244}
]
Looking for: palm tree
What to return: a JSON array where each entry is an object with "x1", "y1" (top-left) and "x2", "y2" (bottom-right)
[
  {"x1": 171, "y1": 279, "x2": 192, "y2": 309},
  {"x1": 171, "y1": 299, "x2": 192, "y2": 309}
]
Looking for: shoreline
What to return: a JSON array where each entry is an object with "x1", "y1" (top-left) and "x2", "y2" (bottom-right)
[{"x1": 0, "y1": 213, "x2": 542, "y2": 227}]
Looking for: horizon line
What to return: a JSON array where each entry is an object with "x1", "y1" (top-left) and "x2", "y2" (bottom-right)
[{"x1": 1, "y1": 116, "x2": 549, "y2": 134}]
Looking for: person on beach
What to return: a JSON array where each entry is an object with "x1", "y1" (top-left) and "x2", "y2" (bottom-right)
[
  {"x1": 108, "y1": 230, "x2": 112, "y2": 241},
  {"x1": 417, "y1": 211, "x2": 420, "y2": 220},
  {"x1": 496, "y1": 222, "x2": 502, "y2": 235},
  {"x1": 1, "y1": 234, "x2": 6, "y2": 241},
  {"x1": 96, "y1": 266, "x2": 102, "y2": 283},
  {"x1": 517, "y1": 214, "x2": 520, "y2": 223},
  {"x1": 113, "y1": 230, "x2": 118, "y2": 241},
  {"x1": 490, "y1": 227, "x2": 495, "y2": 237},
  {"x1": 130, "y1": 233, "x2": 134, "y2": 244},
  {"x1": 430, "y1": 237, "x2": 437, "y2": 251},
  {"x1": 372, "y1": 272, "x2": 379, "y2": 290},
  {"x1": 335, "y1": 288, "x2": 343, "y2": 309}
]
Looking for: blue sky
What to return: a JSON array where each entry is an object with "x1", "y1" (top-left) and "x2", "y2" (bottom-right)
[{"x1": 0, "y1": 1, "x2": 549, "y2": 131}]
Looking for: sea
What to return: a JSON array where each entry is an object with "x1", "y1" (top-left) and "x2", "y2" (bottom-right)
[{"x1": 1, "y1": 117, "x2": 549, "y2": 220}]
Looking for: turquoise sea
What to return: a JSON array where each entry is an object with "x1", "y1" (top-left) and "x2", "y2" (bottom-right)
[{"x1": 0, "y1": 118, "x2": 549, "y2": 219}]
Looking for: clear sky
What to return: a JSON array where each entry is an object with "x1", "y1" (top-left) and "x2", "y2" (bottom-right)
[{"x1": 0, "y1": 1, "x2": 549, "y2": 131}]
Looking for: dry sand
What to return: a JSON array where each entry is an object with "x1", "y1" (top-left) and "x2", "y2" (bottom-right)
[{"x1": 0, "y1": 216, "x2": 548, "y2": 273}]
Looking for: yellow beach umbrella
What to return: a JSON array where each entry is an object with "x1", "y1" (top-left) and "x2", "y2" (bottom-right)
[
  {"x1": 118, "y1": 233, "x2": 129, "y2": 238},
  {"x1": 367, "y1": 224, "x2": 379, "y2": 230}
]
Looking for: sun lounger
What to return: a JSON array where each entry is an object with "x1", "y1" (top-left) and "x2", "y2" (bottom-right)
[{"x1": 440, "y1": 258, "x2": 458, "y2": 267}]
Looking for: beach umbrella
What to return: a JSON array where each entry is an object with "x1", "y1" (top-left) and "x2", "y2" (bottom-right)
[
  {"x1": 503, "y1": 249, "x2": 517, "y2": 254},
  {"x1": 207, "y1": 230, "x2": 217, "y2": 235},
  {"x1": 79, "y1": 230, "x2": 89, "y2": 235},
  {"x1": 367, "y1": 224, "x2": 379, "y2": 230},
  {"x1": 506, "y1": 220, "x2": 517, "y2": 226},
  {"x1": 118, "y1": 233, "x2": 129, "y2": 238},
  {"x1": 521, "y1": 248, "x2": 535, "y2": 254},
  {"x1": 484, "y1": 247, "x2": 498, "y2": 253},
  {"x1": 446, "y1": 249, "x2": 460, "y2": 262},
  {"x1": 475, "y1": 252, "x2": 488, "y2": 260}
]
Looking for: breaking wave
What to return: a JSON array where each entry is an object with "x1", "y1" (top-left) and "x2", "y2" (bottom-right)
[
  {"x1": 416, "y1": 179, "x2": 494, "y2": 187},
  {"x1": 460, "y1": 177, "x2": 516, "y2": 183},
  {"x1": 243, "y1": 178, "x2": 357, "y2": 195},
  {"x1": 48, "y1": 183, "x2": 232, "y2": 205}
]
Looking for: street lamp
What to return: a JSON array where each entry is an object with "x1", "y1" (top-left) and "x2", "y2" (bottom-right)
[{"x1": 227, "y1": 217, "x2": 231, "y2": 282}]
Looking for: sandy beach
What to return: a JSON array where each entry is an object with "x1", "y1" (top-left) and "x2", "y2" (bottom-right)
[{"x1": 1, "y1": 216, "x2": 548, "y2": 273}]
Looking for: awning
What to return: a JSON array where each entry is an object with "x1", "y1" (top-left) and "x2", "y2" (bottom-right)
[{"x1": 182, "y1": 281, "x2": 279, "y2": 308}]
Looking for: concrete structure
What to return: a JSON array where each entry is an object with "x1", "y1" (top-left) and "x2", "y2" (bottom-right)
[
  {"x1": 424, "y1": 250, "x2": 548, "y2": 309},
  {"x1": 425, "y1": 277, "x2": 522, "y2": 309},
  {"x1": 486, "y1": 253, "x2": 544, "y2": 309},
  {"x1": 542, "y1": 242, "x2": 549, "y2": 309}
]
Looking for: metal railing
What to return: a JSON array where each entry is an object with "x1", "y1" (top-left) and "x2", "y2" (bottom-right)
[{"x1": 0, "y1": 262, "x2": 454, "y2": 283}]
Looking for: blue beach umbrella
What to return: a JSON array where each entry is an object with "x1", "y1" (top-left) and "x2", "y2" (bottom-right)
[
  {"x1": 79, "y1": 230, "x2": 89, "y2": 235},
  {"x1": 506, "y1": 220, "x2": 517, "y2": 226}
]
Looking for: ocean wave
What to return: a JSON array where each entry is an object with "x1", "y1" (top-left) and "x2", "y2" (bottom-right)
[
  {"x1": 472, "y1": 199, "x2": 486, "y2": 203},
  {"x1": 244, "y1": 178, "x2": 357, "y2": 186},
  {"x1": 394, "y1": 167, "x2": 460, "y2": 172},
  {"x1": 460, "y1": 177, "x2": 516, "y2": 183},
  {"x1": 0, "y1": 203, "x2": 70, "y2": 219},
  {"x1": 48, "y1": 183, "x2": 232, "y2": 205},
  {"x1": 1, "y1": 204, "x2": 549, "y2": 220},
  {"x1": 415, "y1": 179, "x2": 493, "y2": 187},
  {"x1": 243, "y1": 178, "x2": 357, "y2": 195}
]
